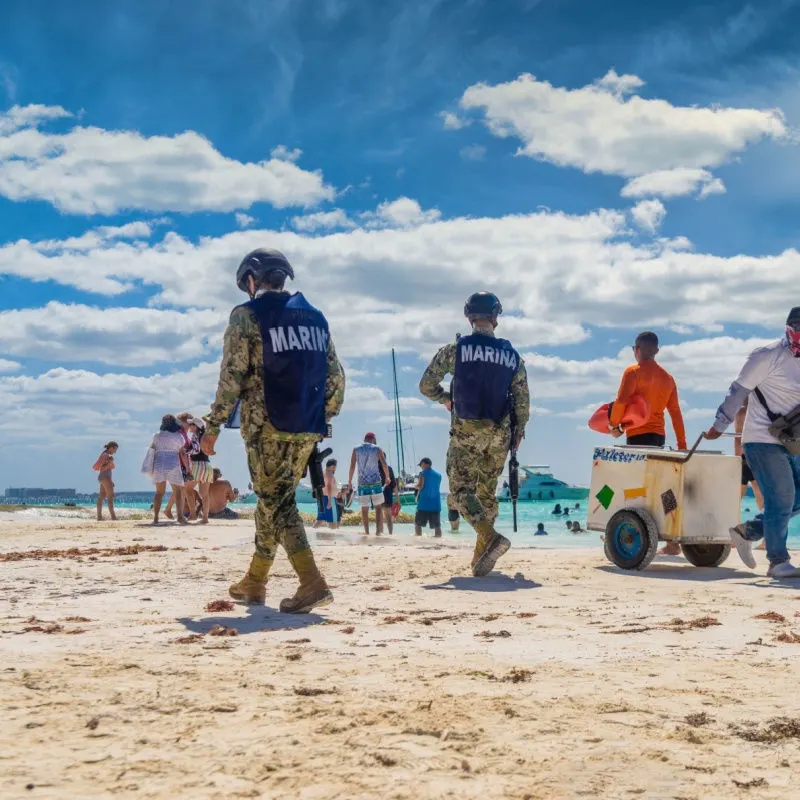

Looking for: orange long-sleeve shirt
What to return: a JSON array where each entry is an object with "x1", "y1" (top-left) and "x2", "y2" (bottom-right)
[{"x1": 610, "y1": 360, "x2": 687, "y2": 449}]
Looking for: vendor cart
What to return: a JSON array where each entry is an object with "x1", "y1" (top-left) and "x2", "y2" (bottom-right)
[{"x1": 587, "y1": 437, "x2": 741, "y2": 570}]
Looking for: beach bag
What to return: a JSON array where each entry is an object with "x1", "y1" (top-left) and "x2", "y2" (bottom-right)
[
  {"x1": 140, "y1": 436, "x2": 156, "y2": 476},
  {"x1": 753, "y1": 387, "x2": 800, "y2": 455}
]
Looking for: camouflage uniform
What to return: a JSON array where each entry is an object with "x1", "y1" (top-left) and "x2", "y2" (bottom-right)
[
  {"x1": 420, "y1": 331, "x2": 530, "y2": 560},
  {"x1": 206, "y1": 297, "x2": 345, "y2": 595}
]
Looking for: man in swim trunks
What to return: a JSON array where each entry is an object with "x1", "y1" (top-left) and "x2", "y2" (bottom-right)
[
  {"x1": 208, "y1": 468, "x2": 239, "y2": 519},
  {"x1": 347, "y1": 433, "x2": 390, "y2": 535},
  {"x1": 610, "y1": 331, "x2": 687, "y2": 555}
]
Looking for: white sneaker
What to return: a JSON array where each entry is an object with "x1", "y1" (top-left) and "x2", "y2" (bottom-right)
[
  {"x1": 729, "y1": 525, "x2": 757, "y2": 569},
  {"x1": 767, "y1": 561, "x2": 800, "y2": 579}
]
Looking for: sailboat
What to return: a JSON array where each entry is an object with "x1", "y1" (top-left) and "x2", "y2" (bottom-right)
[{"x1": 390, "y1": 349, "x2": 419, "y2": 507}]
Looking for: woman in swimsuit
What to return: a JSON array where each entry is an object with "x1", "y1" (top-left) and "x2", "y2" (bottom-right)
[{"x1": 94, "y1": 441, "x2": 119, "y2": 521}]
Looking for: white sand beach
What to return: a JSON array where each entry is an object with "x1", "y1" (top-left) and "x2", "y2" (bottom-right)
[{"x1": 2, "y1": 516, "x2": 799, "y2": 799}]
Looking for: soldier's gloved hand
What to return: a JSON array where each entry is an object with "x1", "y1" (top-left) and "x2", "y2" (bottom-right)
[
  {"x1": 443, "y1": 399, "x2": 452, "y2": 411},
  {"x1": 514, "y1": 431, "x2": 524, "y2": 450},
  {"x1": 201, "y1": 434, "x2": 218, "y2": 455}
]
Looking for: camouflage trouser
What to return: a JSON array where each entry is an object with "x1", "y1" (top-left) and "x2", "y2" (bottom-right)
[
  {"x1": 446, "y1": 426, "x2": 510, "y2": 529},
  {"x1": 246, "y1": 432, "x2": 317, "y2": 561}
]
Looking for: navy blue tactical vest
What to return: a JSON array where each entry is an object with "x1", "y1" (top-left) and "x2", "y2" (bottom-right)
[
  {"x1": 245, "y1": 292, "x2": 329, "y2": 435},
  {"x1": 453, "y1": 333, "x2": 519, "y2": 423}
]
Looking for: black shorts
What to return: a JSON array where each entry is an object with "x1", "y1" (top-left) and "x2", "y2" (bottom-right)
[
  {"x1": 741, "y1": 454, "x2": 755, "y2": 486},
  {"x1": 415, "y1": 510, "x2": 441, "y2": 529},
  {"x1": 383, "y1": 486, "x2": 394, "y2": 506},
  {"x1": 626, "y1": 433, "x2": 666, "y2": 447}
]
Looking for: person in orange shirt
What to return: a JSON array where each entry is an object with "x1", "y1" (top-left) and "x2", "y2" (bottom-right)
[
  {"x1": 609, "y1": 331, "x2": 688, "y2": 450},
  {"x1": 610, "y1": 331, "x2": 688, "y2": 556}
]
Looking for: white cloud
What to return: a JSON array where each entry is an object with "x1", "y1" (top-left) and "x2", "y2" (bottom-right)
[
  {"x1": 0, "y1": 103, "x2": 70, "y2": 135},
  {"x1": 0, "y1": 358, "x2": 20, "y2": 373},
  {"x1": 290, "y1": 208, "x2": 355, "y2": 232},
  {"x1": 346, "y1": 386, "x2": 426, "y2": 412},
  {"x1": 593, "y1": 69, "x2": 644, "y2": 97},
  {"x1": 460, "y1": 144, "x2": 487, "y2": 161},
  {"x1": 0, "y1": 302, "x2": 227, "y2": 366},
  {"x1": 360, "y1": 197, "x2": 441, "y2": 228},
  {"x1": 375, "y1": 413, "x2": 448, "y2": 427},
  {"x1": 2, "y1": 204, "x2": 798, "y2": 363},
  {"x1": 270, "y1": 145, "x2": 303, "y2": 162},
  {"x1": 235, "y1": 212, "x2": 256, "y2": 229},
  {"x1": 440, "y1": 111, "x2": 469, "y2": 130},
  {"x1": 0, "y1": 105, "x2": 334, "y2": 214},
  {"x1": 458, "y1": 70, "x2": 786, "y2": 180},
  {"x1": 630, "y1": 199, "x2": 666, "y2": 233},
  {"x1": 621, "y1": 168, "x2": 727, "y2": 199}
]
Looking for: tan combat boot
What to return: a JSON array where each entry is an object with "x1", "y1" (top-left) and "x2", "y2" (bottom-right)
[
  {"x1": 472, "y1": 522, "x2": 511, "y2": 577},
  {"x1": 280, "y1": 549, "x2": 334, "y2": 614},
  {"x1": 228, "y1": 554, "x2": 272, "y2": 605}
]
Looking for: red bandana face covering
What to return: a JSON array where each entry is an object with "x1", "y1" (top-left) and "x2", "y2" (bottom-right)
[{"x1": 786, "y1": 325, "x2": 800, "y2": 356}]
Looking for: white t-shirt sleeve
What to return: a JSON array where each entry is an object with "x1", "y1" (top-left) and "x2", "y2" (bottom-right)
[{"x1": 734, "y1": 346, "x2": 778, "y2": 390}]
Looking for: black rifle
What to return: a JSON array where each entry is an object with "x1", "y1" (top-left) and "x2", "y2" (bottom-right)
[
  {"x1": 307, "y1": 444, "x2": 333, "y2": 516},
  {"x1": 508, "y1": 406, "x2": 519, "y2": 533}
]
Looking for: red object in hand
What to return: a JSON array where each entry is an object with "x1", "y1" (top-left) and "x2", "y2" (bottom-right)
[
  {"x1": 392, "y1": 502, "x2": 401, "y2": 518},
  {"x1": 588, "y1": 394, "x2": 650, "y2": 434}
]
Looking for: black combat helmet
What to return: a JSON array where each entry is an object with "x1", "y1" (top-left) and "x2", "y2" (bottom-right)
[
  {"x1": 464, "y1": 291, "x2": 502, "y2": 319},
  {"x1": 236, "y1": 248, "x2": 295, "y2": 293}
]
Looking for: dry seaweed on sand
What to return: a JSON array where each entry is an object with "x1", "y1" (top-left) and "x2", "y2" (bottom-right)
[
  {"x1": 730, "y1": 717, "x2": 800, "y2": 743},
  {"x1": 0, "y1": 545, "x2": 170, "y2": 562},
  {"x1": 774, "y1": 631, "x2": 800, "y2": 644},
  {"x1": 205, "y1": 600, "x2": 235, "y2": 612},
  {"x1": 208, "y1": 625, "x2": 238, "y2": 637},
  {"x1": 754, "y1": 611, "x2": 786, "y2": 623},
  {"x1": 294, "y1": 686, "x2": 338, "y2": 697},
  {"x1": 174, "y1": 634, "x2": 204, "y2": 644}
]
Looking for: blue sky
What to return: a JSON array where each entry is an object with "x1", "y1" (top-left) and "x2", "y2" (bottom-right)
[{"x1": 1, "y1": 0, "x2": 800, "y2": 494}]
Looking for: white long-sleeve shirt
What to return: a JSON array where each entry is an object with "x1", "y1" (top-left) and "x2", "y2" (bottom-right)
[{"x1": 714, "y1": 339, "x2": 800, "y2": 444}]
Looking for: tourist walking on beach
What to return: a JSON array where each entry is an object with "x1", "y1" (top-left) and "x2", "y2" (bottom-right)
[
  {"x1": 415, "y1": 457, "x2": 442, "y2": 537},
  {"x1": 143, "y1": 415, "x2": 188, "y2": 526},
  {"x1": 378, "y1": 459, "x2": 399, "y2": 534},
  {"x1": 610, "y1": 331, "x2": 687, "y2": 556},
  {"x1": 93, "y1": 441, "x2": 118, "y2": 521},
  {"x1": 420, "y1": 292, "x2": 530, "y2": 576},
  {"x1": 314, "y1": 458, "x2": 342, "y2": 530},
  {"x1": 202, "y1": 248, "x2": 345, "y2": 612},
  {"x1": 347, "y1": 433, "x2": 390, "y2": 535},
  {"x1": 707, "y1": 308, "x2": 800, "y2": 579},
  {"x1": 188, "y1": 417, "x2": 212, "y2": 524}
]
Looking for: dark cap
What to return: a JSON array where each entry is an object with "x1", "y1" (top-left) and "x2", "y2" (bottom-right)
[{"x1": 787, "y1": 307, "x2": 800, "y2": 324}]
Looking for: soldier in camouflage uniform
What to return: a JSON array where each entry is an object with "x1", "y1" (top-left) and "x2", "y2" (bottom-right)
[
  {"x1": 420, "y1": 292, "x2": 530, "y2": 576},
  {"x1": 203, "y1": 248, "x2": 345, "y2": 613}
]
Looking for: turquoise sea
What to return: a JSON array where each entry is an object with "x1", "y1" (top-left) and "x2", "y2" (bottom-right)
[{"x1": 10, "y1": 494, "x2": 798, "y2": 549}]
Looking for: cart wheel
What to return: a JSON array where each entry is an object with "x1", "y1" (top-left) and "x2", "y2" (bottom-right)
[
  {"x1": 604, "y1": 509, "x2": 659, "y2": 571},
  {"x1": 680, "y1": 543, "x2": 731, "y2": 567}
]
